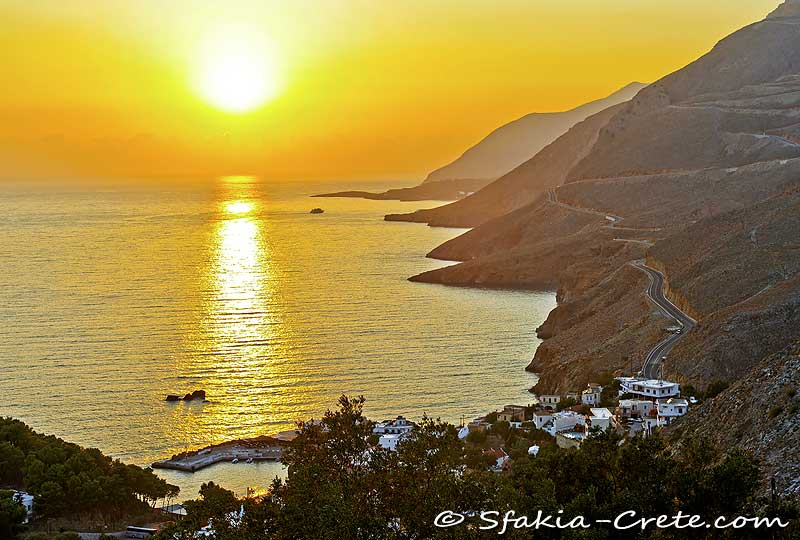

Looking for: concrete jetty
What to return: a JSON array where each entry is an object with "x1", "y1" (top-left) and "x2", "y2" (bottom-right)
[{"x1": 152, "y1": 439, "x2": 284, "y2": 472}]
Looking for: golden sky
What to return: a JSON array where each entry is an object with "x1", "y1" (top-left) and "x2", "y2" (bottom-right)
[{"x1": 0, "y1": 0, "x2": 782, "y2": 182}]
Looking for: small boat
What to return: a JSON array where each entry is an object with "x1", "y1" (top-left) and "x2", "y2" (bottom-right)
[
  {"x1": 231, "y1": 458, "x2": 239, "y2": 464},
  {"x1": 245, "y1": 457, "x2": 254, "y2": 464},
  {"x1": 310, "y1": 208, "x2": 324, "y2": 214}
]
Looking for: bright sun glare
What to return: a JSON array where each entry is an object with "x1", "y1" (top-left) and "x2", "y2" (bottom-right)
[{"x1": 196, "y1": 26, "x2": 280, "y2": 113}]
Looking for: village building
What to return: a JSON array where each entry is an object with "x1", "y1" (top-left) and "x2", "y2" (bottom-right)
[
  {"x1": 581, "y1": 383, "x2": 603, "y2": 406},
  {"x1": 616, "y1": 399, "x2": 657, "y2": 418},
  {"x1": 543, "y1": 410, "x2": 585, "y2": 436},
  {"x1": 378, "y1": 432, "x2": 412, "y2": 451},
  {"x1": 538, "y1": 394, "x2": 561, "y2": 409},
  {"x1": 11, "y1": 491, "x2": 34, "y2": 524},
  {"x1": 467, "y1": 417, "x2": 489, "y2": 433},
  {"x1": 496, "y1": 404, "x2": 527, "y2": 423},
  {"x1": 617, "y1": 377, "x2": 680, "y2": 399},
  {"x1": 374, "y1": 416, "x2": 415, "y2": 451},
  {"x1": 532, "y1": 411, "x2": 553, "y2": 430},
  {"x1": 657, "y1": 397, "x2": 689, "y2": 425},
  {"x1": 587, "y1": 408, "x2": 616, "y2": 431},
  {"x1": 373, "y1": 416, "x2": 414, "y2": 435},
  {"x1": 565, "y1": 390, "x2": 581, "y2": 402}
]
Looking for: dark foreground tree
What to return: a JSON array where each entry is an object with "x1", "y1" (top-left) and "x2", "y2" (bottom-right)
[
  {"x1": 158, "y1": 397, "x2": 799, "y2": 540},
  {"x1": 0, "y1": 490, "x2": 27, "y2": 539}
]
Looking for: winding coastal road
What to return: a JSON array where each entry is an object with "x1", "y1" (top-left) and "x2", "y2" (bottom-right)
[
  {"x1": 545, "y1": 187, "x2": 697, "y2": 379},
  {"x1": 630, "y1": 261, "x2": 697, "y2": 378}
]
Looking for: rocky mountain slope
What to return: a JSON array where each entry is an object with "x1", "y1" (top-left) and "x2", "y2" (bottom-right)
[
  {"x1": 424, "y1": 82, "x2": 645, "y2": 184},
  {"x1": 670, "y1": 340, "x2": 800, "y2": 495},
  {"x1": 386, "y1": 103, "x2": 625, "y2": 227},
  {"x1": 400, "y1": 1, "x2": 800, "y2": 491}
]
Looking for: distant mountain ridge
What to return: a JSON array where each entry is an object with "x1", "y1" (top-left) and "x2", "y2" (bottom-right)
[{"x1": 424, "y1": 82, "x2": 646, "y2": 184}]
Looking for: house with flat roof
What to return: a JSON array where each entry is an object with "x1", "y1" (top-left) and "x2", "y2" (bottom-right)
[
  {"x1": 538, "y1": 395, "x2": 561, "y2": 409},
  {"x1": 378, "y1": 432, "x2": 412, "y2": 451},
  {"x1": 587, "y1": 408, "x2": 616, "y2": 431},
  {"x1": 532, "y1": 411, "x2": 553, "y2": 430},
  {"x1": 581, "y1": 383, "x2": 603, "y2": 406},
  {"x1": 657, "y1": 398, "x2": 689, "y2": 425},
  {"x1": 374, "y1": 416, "x2": 415, "y2": 451},
  {"x1": 617, "y1": 377, "x2": 680, "y2": 399},
  {"x1": 497, "y1": 404, "x2": 527, "y2": 423},
  {"x1": 543, "y1": 410, "x2": 585, "y2": 436},
  {"x1": 373, "y1": 416, "x2": 415, "y2": 435},
  {"x1": 468, "y1": 417, "x2": 489, "y2": 433},
  {"x1": 11, "y1": 491, "x2": 34, "y2": 524},
  {"x1": 617, "y1": 399, "x2": 657, "y2": 418}
]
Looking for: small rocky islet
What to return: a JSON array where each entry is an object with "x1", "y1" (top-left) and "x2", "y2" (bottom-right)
[{"x1": 165, "y1": 389, "x2": 207, "y2": 402}]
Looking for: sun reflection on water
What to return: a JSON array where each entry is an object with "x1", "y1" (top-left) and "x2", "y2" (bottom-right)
[
  {"x1": 224, "y1": 200, "x2": 255, "y2": 216},
  {"x1": 170, "y1": 177, "x2": 303, "y2": 451}
]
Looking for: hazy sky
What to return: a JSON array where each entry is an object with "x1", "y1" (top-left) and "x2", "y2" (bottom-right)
[{"x1": 0, "y1": 0, "x2": 782, "y2": 182}]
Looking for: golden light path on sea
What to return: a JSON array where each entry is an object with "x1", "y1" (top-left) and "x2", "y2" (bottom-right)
[{"x1": 169, "y1": 176, "x2": 307, "y2": 453}]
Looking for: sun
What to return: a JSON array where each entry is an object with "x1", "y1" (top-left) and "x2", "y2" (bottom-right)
[{"x1": 195, "y1": 26, "x2": 280, "y2": 113}]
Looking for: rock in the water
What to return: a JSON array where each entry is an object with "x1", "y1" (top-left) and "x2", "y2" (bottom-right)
[{"x1": 165, "y1": 394, "x2": 181, "y2": 402}]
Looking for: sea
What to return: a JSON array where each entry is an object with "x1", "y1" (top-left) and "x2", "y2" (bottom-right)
[{"x1": 0, "y1": 177, "x2": 555, "y2": 498}]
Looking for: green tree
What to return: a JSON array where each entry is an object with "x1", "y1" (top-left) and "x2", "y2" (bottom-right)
[
  {"x1": 0, "y1": 490, "x2": 27, "y2": 539},
  {"x1": 0, "y1": 442, "x2": 25, "y2": 487}
]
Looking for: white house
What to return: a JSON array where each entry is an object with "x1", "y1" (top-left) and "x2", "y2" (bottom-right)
[
  {"x1": 538, "y1": 395, "x2": 561, "y2": 409},
  {"x1": 532, "y1": 411, "x2": 553, "y2": 430},
  {"x1": 657, "y1": 398, "x2": 689, "y2": 425},
  {"x1": 373, "y1": 416, "x2": 414, "y2": 435},
  {"x1": 587, "y1": 408, "x2": 615, "y2": 431},
  {"x1": 11, "y1": 491, "x2": 34, "y2": 524},
  {"x1": 581, "y1": 383, "x2": 603, "y2": 406},
  {"x1": 378, "y1": 432, "x2": 412, "y2": 451},
  {"x1": 617, "y1": 399, "x2": 657, "y2": 418},
  {"x1": 543, "y1": 411, "x2": 585, "y2": 436},
  {"x1": 374, "y1": 416, "x2": 415, "y2": 451},
  {"x1": 618, "y1": 377, "x2": 680, "y2": 399}
]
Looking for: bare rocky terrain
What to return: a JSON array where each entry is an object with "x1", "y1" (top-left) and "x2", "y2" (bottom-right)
[
  {"x1": 669, "y1": 340, "x2": 800, "y2": 494},
  {"x1": 386, "y1": 103, "x2": 625, "y2": 227},
  {"x1": 397, "y1": 1, "x2": 800, "y2": 492}
]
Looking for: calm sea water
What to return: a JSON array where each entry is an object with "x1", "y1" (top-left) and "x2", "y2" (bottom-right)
[{"x1": 0, "y1": 177, "x2": 554, "y2": 497}]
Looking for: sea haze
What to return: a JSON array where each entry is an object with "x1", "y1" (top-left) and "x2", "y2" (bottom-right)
[{"x1": 0, "y1": 177, "x2": 555, "y2": 495}]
